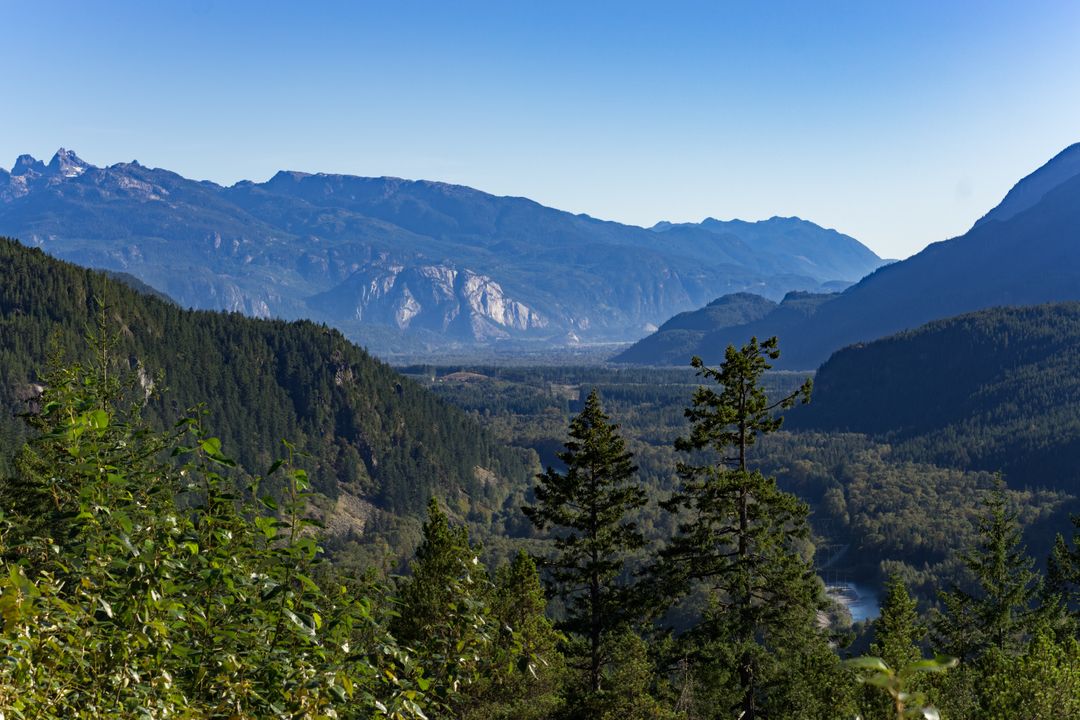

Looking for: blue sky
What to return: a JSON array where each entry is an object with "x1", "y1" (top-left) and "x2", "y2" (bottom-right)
[{"x1": 2, "y1": 1, "x2": 1078, "y2": 259}]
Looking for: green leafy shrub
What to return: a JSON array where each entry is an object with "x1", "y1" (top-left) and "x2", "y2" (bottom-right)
[{"x1": 0, "y1": 343, "x2": 430, "y2": 718}]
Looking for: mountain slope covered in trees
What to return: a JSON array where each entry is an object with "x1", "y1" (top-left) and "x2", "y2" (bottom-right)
[
  {"x1": 0, "y1": 236, "x2": 532, "y2": 537},
  {"x1": 614, "y1": 291, "x2": 835, "y2": 365},
  {"x1": 789, "y1": 302, "x2": 1080, "y2": 490},
  {"x1": 0, "y1": 149, "x2": 884, "y2": 353},
  {"x1": 619, "y1": 143, "x2": 1080, "y2": 368},
  {"x1": 611, "y1": 292, "x2": 778, "y2": 364}
]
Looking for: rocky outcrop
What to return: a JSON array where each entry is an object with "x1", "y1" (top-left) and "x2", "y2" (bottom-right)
[{"x1": 310, "y1": 261, "x2": 547, "y2": 342}]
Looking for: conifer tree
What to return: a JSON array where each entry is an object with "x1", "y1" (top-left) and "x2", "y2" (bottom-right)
[
  {"x1": 936, "y1": 484, "x2": 1040, "y2": 660},
  {"x1": 394, "y1": 498, "x2": 495, "y2": 714},
  {"x1": 1046, "y1": 515, "x2": 1080, "y2": 630},
  {"x1": 523, "y1": 388, "x2": 646, "y2": 698},
  {"x1": 658, "y1": 337, "x2": 820, "y2": 720},
  {"x1": 476, "y1": 551, "x2": 566, "y2": 720},
  {"x1": 871, "y1": 576, "x2": 925, "y2": 671},
  {"x1": 976, "y1": 630, "x2": 1080, "y2": 719},
  {"x1": 597, "y1": 629, "x2": 678, "y2": 720},
  {"x1": 860, "y1": 576, "x2": 927, "y2": 720}
]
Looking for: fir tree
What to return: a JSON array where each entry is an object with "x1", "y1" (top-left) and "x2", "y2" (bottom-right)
[
  {"x1": 860, "y1": 576, "x2": 927, "y2": 720},
  {"x1": 394, "y1": 499, "x2": 494, "y2": 714},
  {"x1": 1046, "y1": 514, "x2": 1080, "y2": 632},
  {"x1": 476, "y1": 550, "x2": 566, "y2": 720},
  {"x1": 936, "y1": 484, "x2": 1040, "y2": 660},
  {"x1": 871, "y1": 576, "x2": 925, "y2": 671},
  {"x1": 658, "y1": 337, "x2": 820, "y2": 720},
  {"x1": 522, "y1": 388, "x2": 646, "y2": 699}
]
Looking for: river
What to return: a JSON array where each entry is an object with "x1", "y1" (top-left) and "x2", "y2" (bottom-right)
[{"x1": 825, "y1": 581, "x2": 880, "y2": 623}]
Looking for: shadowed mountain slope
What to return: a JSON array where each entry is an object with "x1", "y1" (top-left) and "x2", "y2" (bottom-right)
[
  {"x1": 789, "y1": 302, "x2": 1080, "y2": 490},
  {"x1": 619, "y1": 143, "x2": 1080, "y2": 369},
  {"x1": 0, "y1": 236, "x2": 532, "y2": 530}
]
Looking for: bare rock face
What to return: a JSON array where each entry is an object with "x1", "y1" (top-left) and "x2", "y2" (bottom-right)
[
  {"x1": 11, "y1": 154, "x2": 46, "y2": 177},
  {"x1": 310, "y1": 260, "x2": 546, "y2": 342},
  {"x1": 460, "y1": 270, "x2": 545, "y2": 331}
]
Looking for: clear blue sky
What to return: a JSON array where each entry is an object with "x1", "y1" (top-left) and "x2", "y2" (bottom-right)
[{"x1": 3, "y1": 1, "x2": 1078, "y2": 259}]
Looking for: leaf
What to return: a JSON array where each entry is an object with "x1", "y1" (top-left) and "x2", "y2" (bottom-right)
[
  {"x1": 845, "y1": 656, "x2": 890, "y2": 672},
  {"x1": 87, "y1": 408, "x2": 110, "y2": 429},
  {"x1": 283, "y1": 608, "x2": 315, "y2": 637},
  {"x1": 199, "y1": 437, "x2": 222, "y2": 456},
  {"x1": 863, "y1": 673, "x2": 894, "y2": 688},
  {"x1": 98, "y1": 597, "x2": 114, "y2": 619},
  {"x1": 904, "y1": 655, "x2": 959, "y2": 675},
  {"x1": 255, "y1": 516, "x2": 278, "y2": 540},
  {"x1": 114, "y1": 511, "x2": 134, "y2": 535}
]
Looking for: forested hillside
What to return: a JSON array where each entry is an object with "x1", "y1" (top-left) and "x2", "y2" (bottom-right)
[
  {"x1": 4, "y1": 267, "x2": 1080, "y2": 716},
  {"x1": 0, "y1": 236, "x2": 533, "y2": 536},
  {"x1": 789, "y1": 303, "x2": 1080, "y2": 490},
  {"x1": 612, "y1": 292, "x2": 777, "y2": 364},
  {"x1": 614, "y1": 291, "x2": 833, "y2": 365}
]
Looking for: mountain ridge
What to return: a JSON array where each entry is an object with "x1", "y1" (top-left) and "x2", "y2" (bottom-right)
[
  {"x1": 617, "y1": 142, "x2": 1080, "y2": 369},
  {"x1": 0, "y1": 149, "x2": 885, "y2": 355}
]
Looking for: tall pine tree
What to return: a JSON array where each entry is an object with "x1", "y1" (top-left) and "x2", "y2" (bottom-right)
[
  {"x1": 523, "y1": 388, "x2": 646, "y2": 700},
  {"x1": 860, "y1": 576, "x2": 928, "y2": 720},
  {"x1": 935, "y1": 484, "x2": 1040, "y2": 661},
  {"x1": 658, "y1": 337, "x2": 822, "y2": 720}
]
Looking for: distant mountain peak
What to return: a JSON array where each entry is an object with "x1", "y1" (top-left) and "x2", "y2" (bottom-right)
[
  {"x1": 975, "y1": 142, "x2": 1080, "y2": 228},
  {"x1": 46, "y1": 148, "x2": 92, "y2": 178},
  {"x1": 11, "y1": 154, "x2": 45, "y2": 176},
  {"x1": 0, "y1": 149, "x2": 887, "y2": 354},
  {"x1": 267, "y1": 170, "x2": 313, "y2": 184}
]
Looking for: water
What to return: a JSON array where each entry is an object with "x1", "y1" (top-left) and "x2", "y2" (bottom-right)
[{"x1": 825, "y1": 581, "x2": 880, "y2": 623}]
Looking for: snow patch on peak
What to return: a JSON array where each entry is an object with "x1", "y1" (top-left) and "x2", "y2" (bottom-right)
[{"x1": 47, "y1": 148, "x2": 92, "y2": 178}]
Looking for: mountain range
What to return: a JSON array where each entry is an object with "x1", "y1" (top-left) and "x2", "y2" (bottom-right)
[
  {"x1": 0, "y1": 149, "x2": 884, "y2": 355},
  {"x1": 616, "y1": 143, "x2": 1080, "y2": 368}
]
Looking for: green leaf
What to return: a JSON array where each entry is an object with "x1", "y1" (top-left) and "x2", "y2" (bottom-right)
[
  {"x1": 87, "y1": 408, "x2": 110, "y2": 429},
  {"x1": 904, "y1": 656, "x2": 958, "y2": 674},
  {"x1": 255, "y1": 516, "x2": 277, "y2": 540},
  {"x1": 845, "y1": 656, "x2": 890, "y2": 672},
  {"x1": 864, "y1": 673, "x2": 894, "y2": 688},
  {"x1": 199, "y1": 437, "x2": 222, "y2": 456}
]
